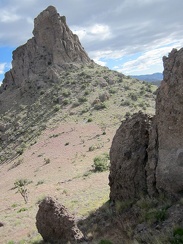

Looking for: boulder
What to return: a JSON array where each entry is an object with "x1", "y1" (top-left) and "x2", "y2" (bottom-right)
[
  {"x1": 109, "y1": 112, "x2": 151, "y2": 202},
  {"x1": 36, "y1": 196, "x2": 84, "y2": 243}
]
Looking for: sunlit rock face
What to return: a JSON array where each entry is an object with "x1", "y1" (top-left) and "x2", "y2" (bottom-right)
[{"x1": 1, "y1": 5, "x2": 92, "y2": 92}]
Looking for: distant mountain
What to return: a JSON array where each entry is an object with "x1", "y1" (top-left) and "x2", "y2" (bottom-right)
[{"x1": 131, "y1": 72, "x2": 163, "y2": 86}]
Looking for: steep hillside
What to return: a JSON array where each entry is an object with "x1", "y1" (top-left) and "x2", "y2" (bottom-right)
[{"x1": 0, "y1": 64, "x2": 156, "y2": 164}]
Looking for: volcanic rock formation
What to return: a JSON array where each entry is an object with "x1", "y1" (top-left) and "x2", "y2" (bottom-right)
[
  {"x1": 0, "y1": 5, "x2": 92, "y2": 92},
  {"x1": 109, "y1": 48, "x2": 183, "y2": 202},
  {"x1": 36, "y1": 197, "x2": 84, "y2": 243}
]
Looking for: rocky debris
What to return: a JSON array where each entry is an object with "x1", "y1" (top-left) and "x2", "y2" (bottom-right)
[
  {"x1": 109, "y1": 112, "x2": 151, "y2": 202},
  {"x1": 109, "y1": 47, "x2": 183, "y2": 202},
  {"x1": 0, "y1": 5, "x2": 92, "y2": 92},
  {"x1": 36, "y1": 196, "x2": 84, "y2": 243}
]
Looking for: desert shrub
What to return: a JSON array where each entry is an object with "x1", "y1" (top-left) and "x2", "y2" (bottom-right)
[
  {"x1": 109, "y1": 88, "x2": 117, "y2": 94},
  {"x1": 14, "y1": 179, "x2": 31, "y2": 204},
  {"x1": 94, "y1": 102, "x2": 107, "y2": 110},
  {"x1": 54, "y1": 104, "x2": 60, "y2": 112},
  {"x1": 87, "y1": 118, "x2": 93, "y2": 122},
  {"x1": 121, "y1": 100, "x2": 131, "y2": 106},
  {"x1": 62, "y1": 90, "x2": 71, "y2": 97},
  {"x1": 92, "y1": 153, "x2": 109, "y2": 172},
  {"x1": 17, "y1": 207, "x2": 28, "y2": 213},
  {"x1": 44, "y1": 158, "x2": 50, "y2": 164},
  {"x1": 89, "y1": 143, "x2": 103, "y2": 151},
  {"x1": 7, "y1": 241, "x2": 15, "y2": 244},
  {"x1": 84, "y1": 90, "x2": 90, "y2": 96},
  {"x1": 36, "y1": 180, "x2": 44, "y2": 186},
  {"x1": 9, "y1": 159, "x2": 23, "y2": 170},
  {"x1": 171, "y1": 227, "x2": 183, "y2": 244},
  {"x1": 78, "y1": 97, "x2": 87, "y2": 103},
  {"x1": 129, "y1": 92, "x2": 138, "y2": 101},
  {"x1": 125, "y1": 112, "x2": 131, "y2": 118},
  {"x1": 80, "y1": 106, "x2": 89, "y2": 114},
  {"x1": 62, "y1": 99, "x2": 70, "y2": 105}
]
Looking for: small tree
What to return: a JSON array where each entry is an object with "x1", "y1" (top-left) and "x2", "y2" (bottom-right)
[{"x1": 14, "y1": 179, "x2": 30, "y2": 204}]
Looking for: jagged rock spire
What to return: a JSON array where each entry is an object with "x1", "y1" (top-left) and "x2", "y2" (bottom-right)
[{"x1": 1, "y1": 5, "x2": 92, "y2": 91}]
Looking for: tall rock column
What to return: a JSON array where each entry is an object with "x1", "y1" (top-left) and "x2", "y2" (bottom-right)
[
  {"x1": 0, "y1": 5, "x2": 92, "y2": 92},
  {"x1": 155, "y1": 48, "x2": 183, "y2": 196}
]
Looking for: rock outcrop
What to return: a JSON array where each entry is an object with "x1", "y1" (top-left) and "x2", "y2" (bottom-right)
[
  {"x1": 36, "y1": 196, "x2": 84, "y2": 243},
  {"x1": 109, "y1": 48, "x2": 183, "y2": 202},
  {"x1": 109, "y1": 112, "x2": 151, "y2": 201},
  {"x1": 0, "y1": 5, "x2": 92, "y2": 92},
  {"x1": 155, "y1": 48, "x2": 183, "y2": 196}
]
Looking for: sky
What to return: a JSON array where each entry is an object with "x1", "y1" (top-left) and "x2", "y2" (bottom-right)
[{"x1": 0, "y1": 0, "x2": 183, "y2": 83}]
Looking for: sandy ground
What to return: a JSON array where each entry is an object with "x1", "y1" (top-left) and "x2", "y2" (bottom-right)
[{"x1": 0, "y1": 121, "x2": 117, "y2": 243}]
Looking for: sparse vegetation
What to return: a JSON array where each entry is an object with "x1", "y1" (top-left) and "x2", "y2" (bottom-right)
[
  {"x1": 92, "y1": 153, "x2": 109, "y2": 172},
  {"x1": 14, "y1": 179, "x2": 31, "y2": 204},
  {"x1": 44, "y1": 158, "x2": 50, "y2": 164}
]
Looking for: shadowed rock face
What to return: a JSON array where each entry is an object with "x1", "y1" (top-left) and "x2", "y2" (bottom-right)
[
  {"x1": 1, "y1": 5, "x2": 92, "y2": 92},
  {"x1": 109, "y1": 48, "x2": 183, "y2": 202},
  {"x1": 36, "y1": 197, "x2": 84, "y2": 243},
  {"x1": 109, "y1": 112, "x2": 151, "y2": 202}
]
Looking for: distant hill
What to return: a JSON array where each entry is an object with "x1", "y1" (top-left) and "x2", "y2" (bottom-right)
[{"x1": 131, "y1": 72, "x2": 163, "y2": 86}]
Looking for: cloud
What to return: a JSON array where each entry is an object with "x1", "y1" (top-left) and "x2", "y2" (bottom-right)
[
  {"x1": 0, "y1": 0, "x2": 183, "y2": 74},
  {"x1": 0, "y1": 9, "x2": 21, "y2": 23},
  {"x1": 115, "y1": 41, "x2": 183, "y2": 75},
  {"x1": 0, "y1": 63, "x2": 6, "y2": 75}
]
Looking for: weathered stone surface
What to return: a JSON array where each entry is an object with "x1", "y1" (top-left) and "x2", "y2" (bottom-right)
[
  {"x1": 36, "y1": 196, "x2": 84, "y2": 243},
  {"x1": 155, "y1": 48, "x2": 183, "y2": 196},
  {"x1": 109, "y1": 112, "x2": 151, "y2": 202},
  {"x1": 1, "y1": 5, "x2": 92, "y2": 92}
]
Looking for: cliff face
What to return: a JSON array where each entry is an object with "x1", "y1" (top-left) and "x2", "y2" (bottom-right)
[
  {"x1": 109, "y1": 48, "x2": 183, "y2": 202},
  {"x1": 1, "y1": 6, "x2": 92, "y2": 92},
  {"x1": 155, "y1": 48, "x2": 183, "y2": 195}
]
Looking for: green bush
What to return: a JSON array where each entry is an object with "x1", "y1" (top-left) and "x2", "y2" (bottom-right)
[
  {"x1": 92, "y1": 153, "x2": 109, "y2": 172},
  {"x1": 171, "y1": 227, "x2": 183, "y2": 244},
  {"x1": 62, "y1": 90, "x2": 71, "y2": 97},
  {"x1": 78, "y1": 97, "x2": 87, "y2": 103}
]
